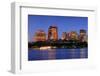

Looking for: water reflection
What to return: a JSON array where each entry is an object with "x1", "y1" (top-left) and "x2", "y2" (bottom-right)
[
  {"x1": 47, "y1": 49, "x2": 56, "y2": 59},
  {"x1": 70, "y1": 49, "x2": 76, "y2": 58},
  {"x1": 80, "y1": 48, "x2": 88, "y2": 58},
  {"x1": 28, "y1": 48, "x2": 88, "y2": 61}
]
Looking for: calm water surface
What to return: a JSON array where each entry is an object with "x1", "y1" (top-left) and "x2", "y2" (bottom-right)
[{"x1": 28, "y1": 48, "x2": 88, "y2": 61}]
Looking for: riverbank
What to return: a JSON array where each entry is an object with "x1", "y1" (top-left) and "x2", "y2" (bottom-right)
[{"x1": 29, "y1": 40, "x2": 88, "y2": 49}]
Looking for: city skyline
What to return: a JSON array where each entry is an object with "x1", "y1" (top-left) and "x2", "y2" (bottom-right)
[{"x1": 28, "y1": 15, "x2": 88, "y2": 42}]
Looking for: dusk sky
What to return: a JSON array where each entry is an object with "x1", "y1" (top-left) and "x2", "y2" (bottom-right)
[{"x1": 28, "y1": 15, "x2": 88, "y2": 42}]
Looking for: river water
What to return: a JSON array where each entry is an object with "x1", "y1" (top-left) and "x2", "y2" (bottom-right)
[{"x1": 28, "y1": 48, "x2": 88, "y2": 61}]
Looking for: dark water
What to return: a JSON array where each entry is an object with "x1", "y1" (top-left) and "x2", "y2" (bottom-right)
[{"x1": 28, "y1": 48, "x2": 88, "y2": 61}]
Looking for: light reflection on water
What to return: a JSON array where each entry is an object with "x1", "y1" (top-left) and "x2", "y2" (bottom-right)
[{"x1": 28, "y1": 48, "x2": 88, "y2": 61}]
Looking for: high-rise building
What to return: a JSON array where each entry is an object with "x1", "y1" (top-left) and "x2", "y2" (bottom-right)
[
  {"x1": 34, "y1": 29, "x2": 46, "y2": 42},
  {"x1": 48, "y1": 26, "x2": 58, "y2": 41},
  {"x1": 61, "y1": 32, "x2": 67, "y2": 40},
  {"x1": 80, "y1": 29, "x2": 86, "y2": 35},
  {"x1": 79, "y1": 29, "x2": 87, "y2": 42},
  {"x1": 70, "y1": 31, "x2": 78, "y2": 40},
  {"x1": 66, "y1": 32, "x2": 71, "y2": 40}
]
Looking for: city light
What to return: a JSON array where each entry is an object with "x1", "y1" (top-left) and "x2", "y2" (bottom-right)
[
  {"x1": 33, "y1": 25, "x2": 87, "y2": 43},
  {"x1": 28, "y1": 15, "x2": 88, "y2": 61}
]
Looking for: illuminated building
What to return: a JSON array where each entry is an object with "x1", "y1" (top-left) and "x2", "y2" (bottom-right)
[
  {"x1": 61, "y1": 32, "x2": 67, "y2": 40},
  {"x1": 80, "y1": 29, "x2": 86, "y2": 36},
  {"x1": 83, "y1": 35, "x2": 88, "y2": 42},
  {"x1": 70, "y1": 31, "x2": 78, "y2": 40},
  {"x1": 79, "y1": 29, "x2": 87, "y2": 42},
  {"x1": 66, "y1": 32, "x2": 71, "y2": 40},
  {"x1": 48, "y1": 26, "x2": 58, "y2": 41},
  {"x1": 34, "y1": 29, "x2": 46, "y2": 42}
]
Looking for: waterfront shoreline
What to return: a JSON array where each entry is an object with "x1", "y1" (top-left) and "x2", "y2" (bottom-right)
[{"x1": 29, "y1": 47, "x2": 88, "y2": 51}]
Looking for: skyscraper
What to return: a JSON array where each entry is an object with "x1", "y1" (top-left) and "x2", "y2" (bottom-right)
[
  {"x1": 79, "y1": 29, "x2": 87, "y2": 42},
  {"x1": 70, "y1": 31, "x2": 78, "y2": 40},
  {"x1": 48, "y1": 26, "x2": 58, "y2": 41},
  {"x1": 61, "y1": 32, "x2": 67, "y2": 40},
  {"x1": 34, "y1": 29, "x2": 46, "y2": 42}
]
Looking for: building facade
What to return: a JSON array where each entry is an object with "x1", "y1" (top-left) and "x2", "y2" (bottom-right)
[
  {"x1": 61, "y1": 32, "x2": 67, "y2": 40},
  {"x1": 70, "y1": 31, "x2": 78, "y2": 40},
  {"x1": 34, "y1": 30, "x2": 46, "y2": 42},
  {"x1": 79, "y1": 29, "x2": 87, "y2": 42},
  {"x1": 48, "y1": 26, "x2": 58, "y2": 41}
]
